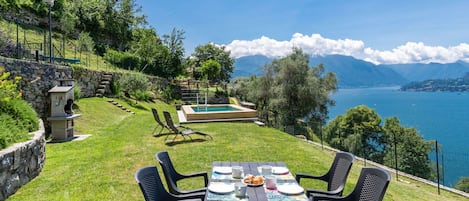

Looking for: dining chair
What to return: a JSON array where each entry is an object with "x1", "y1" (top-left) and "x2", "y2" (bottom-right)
[
  {"x1": 134, "y1": 165, "x2": 204, "y2": 201},
  {"x1": 296, "y1": 152, "x2": 355, "y2": 197},
  {"x1": 309, "y1": 167, "x2": 391, "y2": 201},
  {"x1": 156, "y1": 151, "x2": 208, "y2": 196}
]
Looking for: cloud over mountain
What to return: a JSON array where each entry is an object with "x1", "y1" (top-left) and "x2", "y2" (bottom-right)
[{"x1": 222, "y1": 33, "x2": 469, "y2": 65}]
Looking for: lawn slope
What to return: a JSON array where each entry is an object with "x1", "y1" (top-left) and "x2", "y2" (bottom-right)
[{"x1": 7, "y1": 98, "x2": 467, "y2": 201}]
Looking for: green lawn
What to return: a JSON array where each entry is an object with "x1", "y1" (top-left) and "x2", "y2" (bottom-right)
[{"x1": 7, "y1": 97, "x2": 467, "y2": 201}]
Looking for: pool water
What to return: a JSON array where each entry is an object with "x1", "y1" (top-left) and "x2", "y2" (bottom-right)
[{"x1": 191, "y1": 106, "x2": 240, "y2": 112}]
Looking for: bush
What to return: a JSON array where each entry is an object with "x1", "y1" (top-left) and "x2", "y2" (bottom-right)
[
  {"x1": 134, "y1": 90, "x2": 152, "y2": 102},
  {"x1": 104, "y1": 49, "x2": 143, "y2": 71},
  {"x1": 455, "y1": 177, "x2": 469, "y2": 193},
  {"x1": 0, "y1": 69, "x2": 38, "y2": 149},
  {"x1": 74, "y1": 85, "x2": 81, "y2": 101},
  {"x1": 119, "y1": 73, "x2": 149, "y2": 97},
  {"x1": 0, "y1": 114, "x2": 30, "y2": 149}
]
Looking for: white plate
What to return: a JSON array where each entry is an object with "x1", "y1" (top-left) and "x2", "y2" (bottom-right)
[
  {"x1": 277, "y1": 185, "x2": 304, "y2": 195},
  {"x1": 213, "y1": 167, "x2": 232, "y2": 174},
  {"x1": 272, "y1": 167, "x2": 289, "y2": 175},
  {"x1": 208, "y1": 183, "x2": 235, "y2": 194}
]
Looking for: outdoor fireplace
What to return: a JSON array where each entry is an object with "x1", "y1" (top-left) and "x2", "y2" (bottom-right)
[{"x1": 47, "y1": 79, "x2": 81, "y2": 142}]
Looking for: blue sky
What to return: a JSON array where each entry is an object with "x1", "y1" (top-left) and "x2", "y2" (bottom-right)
[{"x1": 136, "y1": 0, "x2": 469, "y2": 64}]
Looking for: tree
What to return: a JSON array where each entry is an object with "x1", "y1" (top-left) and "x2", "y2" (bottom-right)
[
  {"x1": 77, "y1": 31, "x2": 95, "y2": 66},
  {"x1": 161, "y1": 28, "x2": 186, "y2": 78},
  {"x1": 199, "y1": 60, "x2": 221, "y2": 81},
  {"x1": 231, "y1": 48, "x2": 337, "y2": 130},
  {"x1": 454, "y1": 177, "x2": 469, "y2": 193},
  {"x1": 323, "y1": 105, "x2": 385, "y2": 163},
  {"x1": 383, "y1": 117, "x2": 434, "y2": 179},
  {"x1": 190, "y1": 43, "x2": 234, "y2": 82}
]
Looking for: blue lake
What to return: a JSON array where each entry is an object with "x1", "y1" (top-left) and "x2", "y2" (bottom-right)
[{"x1": 329, "y1": 87, "x2": 469, "y2": 187}]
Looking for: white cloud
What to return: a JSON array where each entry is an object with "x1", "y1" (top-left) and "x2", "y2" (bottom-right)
[{"x1": 221, "y1": 33, "x2": 469, "y2": 64}]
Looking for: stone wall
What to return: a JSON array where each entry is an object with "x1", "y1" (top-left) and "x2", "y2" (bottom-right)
[
  {"x1": 0, "y1": 120, "x2": 46, "y2": 200},
  {"x1": 1, "y1": 57, "x2": 114, "y2": 133}
]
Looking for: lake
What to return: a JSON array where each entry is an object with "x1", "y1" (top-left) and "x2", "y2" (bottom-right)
[{"x1": 328, "y1": 87, "x2": 469, "y2": 187}]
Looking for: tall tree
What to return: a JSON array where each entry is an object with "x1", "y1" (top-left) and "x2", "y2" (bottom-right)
[
  {"x1": 190, "y1": 43, "x2": 234, "y2": 82},
  {"x1": 383, "y1": 117, "x2": 433, "y2": 179},
  {"x1": 323, "y1": 105, "x2": 385, "y2": 163},
  {"x1": 161, "y1": 28, "x2": 186, "y2": 78}
]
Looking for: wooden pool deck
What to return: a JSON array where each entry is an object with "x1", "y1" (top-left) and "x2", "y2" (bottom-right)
[{"x1": 177, "y1": 110, "x2": 258, "y2": 124}]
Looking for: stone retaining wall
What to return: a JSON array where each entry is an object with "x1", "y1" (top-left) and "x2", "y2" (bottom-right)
[
  {"x1": 0, "y1": 57, "x2": 115, "y2": 133},
  {"x1": 0, "y1": 120, "x2": 46, "y2": 200}
]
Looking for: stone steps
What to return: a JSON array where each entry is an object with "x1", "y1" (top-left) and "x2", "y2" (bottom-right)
[{"x1": 95, "y1": 73, "x2": 113, "y2": 97}]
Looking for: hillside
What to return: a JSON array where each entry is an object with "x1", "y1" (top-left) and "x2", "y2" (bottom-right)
[
  {"x1": 401, "y1": 72, "x2": 469, "y2": 92},
  {"x1": 233, "y1": 54, "x2": 469, "y2": 88},
  {"x1": 233, "y1": 55, "x2": 408, "y2": 88},
  {"x1": 7, "y1": 97, "x2": 468, "y2": 200},
  {"x1": 383, "y1": 61, "x2": 469, "y2": 81}
]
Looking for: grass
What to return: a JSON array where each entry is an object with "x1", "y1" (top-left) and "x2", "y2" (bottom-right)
[
  {"x1": 0, "y1": 18, "x2": 124, "y2": 72},
  {"x1": 7, "y1": 97, "x2": 468, "y2": 201}
]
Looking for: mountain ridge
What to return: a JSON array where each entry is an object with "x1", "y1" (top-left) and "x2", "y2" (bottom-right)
[{"x1": 233, "y1": 54, "x2": 469, "y2": 88}]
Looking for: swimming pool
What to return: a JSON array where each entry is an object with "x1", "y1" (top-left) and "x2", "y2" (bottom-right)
[{"x1": 182, "y1": 104, "x2": 257, "y2": 121}]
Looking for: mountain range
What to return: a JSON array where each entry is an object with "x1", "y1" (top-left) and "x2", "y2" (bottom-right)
[{"x1": 233, "y1": 55, "x2": 469, "y2": 88}]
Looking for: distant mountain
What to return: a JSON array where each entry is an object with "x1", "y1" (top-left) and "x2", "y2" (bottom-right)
[
  {"x1": 309, "y1": 55, "x2": 407, "y2": 88},
  {"x1": 232, "y1": 55, "x2": 271, "y2": 78},
  {"x1": 232, "y1": 54, "x2": 469, "y2": 88},
  {"x1": 233, "y1": 54, "x2": 408, "y2": 88},
  {"x1": 382, "y1": 61, "x2": 469, "y2": 81}
]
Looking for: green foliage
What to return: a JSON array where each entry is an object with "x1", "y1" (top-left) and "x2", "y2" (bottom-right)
[
  {"x1": 104, "y1": 49, "x2": 143, "y2": 71},
  {"x1": 454, "y1": 177, "x2": 469, "y2": 193},
  {"x1": 190, "y1": 43, "x2": 234, "y2": 82},
  {"x1": 110, "y1": 79, "x2": 121, "y2": 97},
  {"x1": 1, "y1": 99, "x2": 39, "y2": 132},
  {"x1": 199, "y1": 59, "x2": 221, "y2": 80},
  {"x1": 118, "y1": 72, "x2": 149, "y2": 97},
  {"x1": 0, "y1": 69, "x2": 38, "y2": 149},
  {"x1": 134, "y1": 90, "x2": 152, "y2": 102},
  {"x1": 159, "y1": 83, "x2": 180, "y2": 103},
  {"x1": 78, "y1": 31, "x2": 95, "y2": 53},
  {"x1": 323, "y1": 106, "x2": 434, "y2": 179},
  {"x1": 0, "y1": 68, "x2": 22, "y2": 102},
  {"x1": 74, "y1": 85, "x2": 81, "y2": 101},
  {"x1": 0, "y1": 113, "x2": 29, "y2": 149},
  {"x1": 232, "y1": 48, "x2": 337, "y2": 130},
  {"x1": 7, "y1": 98, "x2": 468, "y2": 201},
  {"x1": 323, "y1": 105, "x2": 385, "y2": 162},
  {"x1": 383, "y1": 117, "x2": 433, "y2": 179}
]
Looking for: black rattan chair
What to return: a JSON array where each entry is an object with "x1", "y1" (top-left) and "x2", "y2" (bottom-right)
[
  {"x1": 310, "y1": 167, "x2": 391, "y2": 201},
  {"x1": 134, "y1": 166, "x2": 204, "y2": 201},
  {"x1": 156, "y1": 151, "x2": 208, "y2": 196},
  {"x1": 296, "y1": 152, "x2": 355, "y2": 197}
]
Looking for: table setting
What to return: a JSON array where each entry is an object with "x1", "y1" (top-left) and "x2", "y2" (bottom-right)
[{"x1": 206, "y1": 162, "x2": 308, "y2": 201}]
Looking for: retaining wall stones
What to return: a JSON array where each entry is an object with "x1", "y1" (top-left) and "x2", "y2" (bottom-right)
[
  {"x1": 0, "y1": 120, "x2": 46, "y2": 200},
  {"x1": 1, "y1": 57, "x2": 114, "y2": 133}
]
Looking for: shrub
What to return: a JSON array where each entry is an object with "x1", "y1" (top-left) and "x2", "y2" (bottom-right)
[
  {"x1": 0, "y1": 114, "x2": 29, "y2": 149},
  {"x1": 119, "y1": 73, "x2": 149, "y2": 97},
  {"x1": 74, "y1": 85, "x2": 81, "y2": 101},
  {"x1": 0, "y1": 68, "x2": 38, "y2": 149},
  {"x1": 134, "y1": 90, "x2": 152, "y2": 102},
  {"x1": 104, "y1": 49, "x2": 143, "y2": 71}
]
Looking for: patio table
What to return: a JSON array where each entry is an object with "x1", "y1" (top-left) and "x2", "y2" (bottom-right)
[{"x1": 205, "y1": 161, "x2": 308, "y2": 201}]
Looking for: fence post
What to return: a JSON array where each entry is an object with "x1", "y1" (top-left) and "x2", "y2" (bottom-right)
[
  {"x1": 435, "y1": 140, "x2": 440, "y2": 195},
  {"x1": 16, "y1": 20, "x2": 19, "y2": 59},
  {"x1": 394, "y1": 131, "x2": 399, "y2": 181}
]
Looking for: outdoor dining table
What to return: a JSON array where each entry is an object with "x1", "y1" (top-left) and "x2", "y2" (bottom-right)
[{"x1": 205, "y1": 161, "x2": 309, "y2": 201}]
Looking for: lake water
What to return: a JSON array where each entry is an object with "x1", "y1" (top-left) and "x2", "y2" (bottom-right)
[{"x1": 329, "y1": 87, "x2": 469, "y2": 187}]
